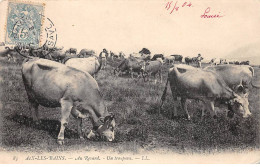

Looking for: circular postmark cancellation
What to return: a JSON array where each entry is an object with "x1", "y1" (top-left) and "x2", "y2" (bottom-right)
[{"x1": 5, "y1": 1, "x2": 57, "y2": 57}]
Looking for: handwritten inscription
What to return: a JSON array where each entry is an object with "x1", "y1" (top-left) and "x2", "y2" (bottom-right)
[
  {"x1": 164, "y1": 1, "x2": 224, "y2": 18},
  {"x1": 201, "y1": 7, "x2": 223, "y2": 18},
  {"x1": 165, "y1": 1, "x2": 192, "y2": 14}
]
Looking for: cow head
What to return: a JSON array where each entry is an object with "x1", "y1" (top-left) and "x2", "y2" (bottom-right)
[
  {"x1": 228, "y1": 93, "x2": 251, "y2": 118},
  {"x1": 87, "y1": 113, "x2": 115, "y2": 142}
]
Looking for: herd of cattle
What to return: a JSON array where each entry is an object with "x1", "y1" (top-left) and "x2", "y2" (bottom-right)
[{"x1": 0, "y1": 43, "x2": 258, "y2": 145}]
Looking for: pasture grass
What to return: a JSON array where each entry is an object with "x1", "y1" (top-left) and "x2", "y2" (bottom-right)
[{"x1": 0, "y1": 57, "x2": 259, "y2": 154}]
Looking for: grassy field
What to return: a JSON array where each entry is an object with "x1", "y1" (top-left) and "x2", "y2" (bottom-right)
[{"x1": 0, "y1": 57, "x2": 259, "y2": 154}]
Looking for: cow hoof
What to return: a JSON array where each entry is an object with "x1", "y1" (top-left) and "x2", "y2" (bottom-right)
[
  {"x1": 34, "y1": 120, "x2": 41, "y2": 125},
  {"x1": 57, "y1": 139, "x2": 64, "y2": 145},
  {"x1": 227, "y1": 111, "x2": 234, "y2": 118},
  {"x1": 79, "y1": 136, "x2": 84, "y2": 141}
]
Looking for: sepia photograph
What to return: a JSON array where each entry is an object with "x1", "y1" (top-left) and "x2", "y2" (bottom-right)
[{"x1": 0, "y1": 0, "x2": 260, "y2": 164}]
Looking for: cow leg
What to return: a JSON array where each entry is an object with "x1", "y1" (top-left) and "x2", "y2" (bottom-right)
[
  {"x1": 29, "y1": 101, "x2": 40, "y2": 123},
  {"x1": 171, "y1": 97, "x2": 179, "y2": 119},
  {"x1": 154, "y1": 74, "x2": 157, "y2": 84},
  {"x1": 57, "y1": 99, "x2": 73, "y2": 145},
  {"x1": 205, "y1": 101, "x2": 217, "y2": 119},
  {"x1": 159, "y1": 70, "x2": 162, "y2": 83},
  {"x1": 76, "y1": 118, "x2": 84, "y2": 139},
  {"x1": 181, "y1": 98, "x2": 190, "y2": 120},
  {"x1": 7, "y1": 54, "x2": 11, "y2": 61},
  {"x1": 130, "y1": 68, "x2": 133, "y2": 79}
]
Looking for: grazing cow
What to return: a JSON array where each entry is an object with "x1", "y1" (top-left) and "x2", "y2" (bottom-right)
[
  {"x1": 165, "y1": 55, "x2": 175, "y2": 65},
  {"x1": 209, "y1": 58, "x2": 221, "y2": 65},
  {"x1": 139, "y1": 48, "x2": 151, "y2": 61},
  {"x1": 185, "y1": 57, "x2": 193, "y2": 65},
  {"x1": 171, "y1": 55, "x2": 183, "y2": 63},
  {"x1": 234, "y1": 61, "x2": 240, "y2": 65},
  {"x1": 204, "y1": 65, "x2": 256, "y2": 94},
  {"x1": 114, "y1": 56, "x2": 144, "y2": 78},
  {"x1": 65, "y1": 48, "x2": 77, "y2": 55},
  {"x1": 151, "y1": 54, "x2": 164, "y2": 61},
  {"x1": 22, "y1": 58, "x2": 115, "y2": 145},
  {"x1": 160, "y1": 64, "x2": 251, "y2": 120},
  {"x1": 139, "y1": 48, "x2": 151, "y2": 55},
  {"x1": 78, "y1": 49, "x2": 96, "y2": 58},
  {"x1": 0, "y1": 46, "x2": 21, "y2": 62},
  {"x1": 240, "y1": 61, "x2": 250, "y2": 65},
  {"x1": 65, "y1": 57, "x2": 102, "y2": 77},
  {"x1": 48, "y1": 50, "x2": 69, "y2": 63},
  {"x1": 141, "y1": 58, "x2": 163, "y2": 83},
  {"x1": 219, "y1": 58, "x2": 228, "y2": 65},
  {"x1": 110, "y1": 51, "x2": 125, "y2": 60}
]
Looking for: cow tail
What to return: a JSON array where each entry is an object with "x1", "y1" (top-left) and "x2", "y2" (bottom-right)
[
  {"x1": 98, "y1": 52, "x2": 103, "y2": 70},
  {"x1": 249, "y1": 66, "x2": 260, "y2": 88},
  {"x1": 249, "y1": 66, "x2": 254, "y2": 77},
  {"x1": 159, "y1": 73, "x2": 169, "y2": 114}
]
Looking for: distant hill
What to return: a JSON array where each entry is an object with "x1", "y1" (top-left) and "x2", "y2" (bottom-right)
[{"x1": 225, "y1": 42, "x2": 260, "y2": 65}]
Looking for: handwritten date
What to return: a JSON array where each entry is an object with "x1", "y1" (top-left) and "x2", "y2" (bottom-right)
[{"x1": 165, "y1": 1, "x2": 192, "y2": 14}]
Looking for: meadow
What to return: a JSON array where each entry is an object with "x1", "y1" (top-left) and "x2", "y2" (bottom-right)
[{"x1": 0, "y1": 57, "x2": 259, "y2": 154}]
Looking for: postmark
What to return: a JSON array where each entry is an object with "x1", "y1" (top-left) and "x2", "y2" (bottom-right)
[{"x1": 5, "y1": 2, "x2": 44, "y2": 47}]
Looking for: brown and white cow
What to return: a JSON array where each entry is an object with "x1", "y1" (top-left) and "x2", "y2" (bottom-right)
[
  {"x1": 204, "y1": 64, "x2": 255, "y2": 94},
  {"x1": 22, "y1": 58, "x2": 115, "y2": 145},
  {"x1": 160, "y1": 64, "x2": 251, "y2": 120},
  {"x1": 114, "y1": 55, "x2": 144, "y2": 78},
  {"x1": 141, "y1": 58, "x2": 163, "y2": 83}
]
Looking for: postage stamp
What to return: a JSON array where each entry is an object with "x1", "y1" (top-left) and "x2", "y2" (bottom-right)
[{"x1": 5, "y1": 1, "x2": 44, "y2": 46}]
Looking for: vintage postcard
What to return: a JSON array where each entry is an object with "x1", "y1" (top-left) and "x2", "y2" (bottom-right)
[{"x1": 0, "y1": 0, "x2": 260, "y2": 164}]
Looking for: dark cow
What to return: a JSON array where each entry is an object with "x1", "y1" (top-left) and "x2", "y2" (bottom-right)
[
  {"x1": 139, "y1": 48, "x2": 151, "y2": 61},
  {"x1": 240, "y1": 61, "x2": 250, "y2": 65},
  {"x1": 160, "y1": 64, "x2": 251, "y2": 120},
  {"x1": 185, "y1": 57, "x2": 193, "y2": 65},
  {"x1": 22, "y1": 58, "x2": 115, "y2": 145},
  {"x1": 234, "y1": 61, "x2": 240, "y2": 65},
  {"x1": 151, "y1": 54, "x2": 164, "y2": 61},
  {"x1": 171, "y1": 55, "x2": 183, "y2": 63},
  {"x1": 139, "y1": 48, "x2": 151, "y2": 55},
  {"x1": 65, "y1": 48, "x2": 77, "y2": 55}
]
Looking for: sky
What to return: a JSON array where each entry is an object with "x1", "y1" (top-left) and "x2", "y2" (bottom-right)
[{"x1": 0, "y1": 0, "x2": 260, "y2": 62}]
